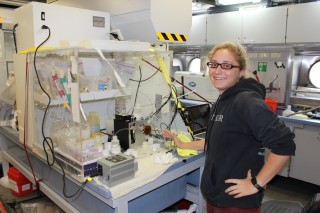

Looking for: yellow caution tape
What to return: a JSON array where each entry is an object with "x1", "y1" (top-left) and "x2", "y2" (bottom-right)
[{"x1": 156, "y1": 32, "x2": 188, "y2": 42}]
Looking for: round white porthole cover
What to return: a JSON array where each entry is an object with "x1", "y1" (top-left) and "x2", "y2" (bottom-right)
[
  {"x1": 309, "y1": 61, "x2": 320, "y2": 88},
  {"x1": 188, "y1": 58, "x2": 201, "y2": 73}
]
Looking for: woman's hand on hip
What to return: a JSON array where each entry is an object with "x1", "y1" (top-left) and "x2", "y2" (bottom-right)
[{"x1": 224, "y1": 169, "x2": 259, "y2": 198}]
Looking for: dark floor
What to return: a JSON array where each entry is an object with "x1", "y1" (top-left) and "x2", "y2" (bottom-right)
[{"x1": 264, "y1": 175, "x2": 320, "y2": 206}]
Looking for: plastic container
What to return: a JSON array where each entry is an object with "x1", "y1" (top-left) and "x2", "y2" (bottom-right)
[
  {"x1": 111, "y1": 135, "x2": 121, "y2": 154},
  {"x1": 59, "y1": 123, "x2": 79, "y2": 156},
  {"x1": 88, "y1": 111, "x2": 100, "y2": 137},
  {"x1": 81, "y1": 121, "x2": 91, "y2": 139},
  {"x1": 8, "y1": 167, "x2": 37, "y2": 196},
  {"x1": 265, "y1": 98, "x2": 278, "y2": 113},
  {"x1": 111, "y1": 135, "x2": 120, "y2": 146},
  {"x1": 282, "y1": 105, "x2": 294, "y2": 117}
]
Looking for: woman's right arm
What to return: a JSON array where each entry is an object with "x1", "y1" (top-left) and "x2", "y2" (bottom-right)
[{"x1": 163, "y1": 130, "x2": 205, "y2": 151}]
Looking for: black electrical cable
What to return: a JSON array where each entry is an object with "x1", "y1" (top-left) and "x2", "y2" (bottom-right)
[
  {"x1": 115, "y1": 128, "x2": 129, "y2": 136},
  {"x1": 160, "y1": 122, "x2": 169, "y2": 134},
  {"x1": 139, "y1": 58, "x2": 197, "y2": 140},
  {"x1": 13, "y1": 23, "x2": 18, "y2": 54},
  {"x1": 144, "y1": 77, "x2": 178, "y2": 121},
  {"x1": 129, "y1": 66, "x2": 159, "y2": 82},
  {"x1": 58, "y1": 160, "x2": 89, "y2": 199},
  {"x1": 167, "y1": 84, "x2": 179, "y2": 129},
  {"x1": 145, "y1": 92, "x2": 172, "y2": 120},
  {"x1": 168, "y1": 102, "x2": 178, "y2": 129},
  {"x1": 141, "y1": 58, "x2": 212, "y2": 105},
  {"x1": 99, "y1": 129, "x2": 113, "y2": 138},
  {"x1": 146, "y1": 79, "x2": 174, "y2": 119},
  {"x1": 152, "y1": 94, "x2": 171, "y2": 115},
  {"x1": 131, "y1": 66, "x2": 142, "y2": 115},
  {"x1": 33, "y1": 25, "x2": 56, "y2": 167},
  {"x1": 33, "y1": 25, "x2": 90, "y2": 199},
  {"x1": 129, "y1": 62, "x2": 175, "y2": 139}
]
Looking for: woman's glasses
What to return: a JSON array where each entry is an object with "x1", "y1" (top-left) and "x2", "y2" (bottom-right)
[{"x1": 207, "y1": 62, "x2": 240, "y2": 70}]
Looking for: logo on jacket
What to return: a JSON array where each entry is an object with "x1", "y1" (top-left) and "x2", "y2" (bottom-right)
[{"x1": 211, "y1": 114, "x2": 223, "y2": 122}]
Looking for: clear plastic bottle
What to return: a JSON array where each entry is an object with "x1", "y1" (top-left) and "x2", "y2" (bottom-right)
[{"x1": 88, "y1": 111, "x2": 100, "y2": 137}]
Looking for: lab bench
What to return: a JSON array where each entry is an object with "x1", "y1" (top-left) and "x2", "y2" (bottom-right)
[
  {"x1": 278, "y1": 116, "x2": 320, "y2": 186},
  {"x1": 0, "y1": 126, "x2": 205, "y2": 213}
]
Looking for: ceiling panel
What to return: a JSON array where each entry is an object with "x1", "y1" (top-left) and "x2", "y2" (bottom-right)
[{"x1": 0, "y1": 0, "x2": 46, "y2": 8}]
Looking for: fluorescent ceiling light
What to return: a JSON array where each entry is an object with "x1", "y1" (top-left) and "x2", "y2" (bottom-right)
[{"x1": 216, "y1": 0, "x2": 261, "y2": 5}]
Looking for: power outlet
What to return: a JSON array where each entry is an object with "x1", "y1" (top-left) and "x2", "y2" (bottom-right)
[{"x1": 41, "y1": 12, "x2": 45, "y2": 21}]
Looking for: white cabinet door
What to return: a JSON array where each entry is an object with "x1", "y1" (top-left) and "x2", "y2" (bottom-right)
[
  {"x1": 186, "y1": 15, "x2": 207, "y2": 45},
  {"x1": 243, "y1": 6, "x2": 287, "y2": 44},
  {"x1": 288, "y1": 123, "x2": 320, "y2": 186},
  {"x1": 206, "y1": 11, "x2": 242, "y2": 45},
  {"x1": 287, "y1": 2, "x2": 320, "y2": 43},
  {"x1": 206, "y1": 7, "x2": 287, "y2": 45}
]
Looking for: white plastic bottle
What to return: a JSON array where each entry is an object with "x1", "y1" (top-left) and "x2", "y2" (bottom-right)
[
  {"x1": 282, "y1": 105, "x2": 294, "y2": 117},
  {"x1": 111, "y1": 135, "x2": 121, "y2": 154},
  {"x1": 111, "y1": 135, "x2": 119, "y2": 146}
]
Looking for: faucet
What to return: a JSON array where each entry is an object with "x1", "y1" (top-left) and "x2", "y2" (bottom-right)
[{"x1": 266, "y1": 74, "x2": 280, "y2": 93}]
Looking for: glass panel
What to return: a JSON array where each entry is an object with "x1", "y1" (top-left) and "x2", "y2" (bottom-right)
[
  {"x1": 4, "y1": 31, "x2": 15, "y2": 62},
  {"x1": 27, "y1": 44, "x2": 180, "y2": 182}
]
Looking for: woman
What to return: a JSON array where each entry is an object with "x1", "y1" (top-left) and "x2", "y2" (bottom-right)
[{"x1": 163, "y1": 42, "x2": 296, "y2": 212}]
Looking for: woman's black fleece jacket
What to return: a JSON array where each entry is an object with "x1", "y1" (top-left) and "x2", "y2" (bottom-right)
[{"x1": 201, "y1": 78, "x2": 296, "y2": 208}]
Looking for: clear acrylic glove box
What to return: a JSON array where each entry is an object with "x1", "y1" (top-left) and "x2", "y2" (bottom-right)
[{"x1": 24, "y1": 41, "x2": 173, "y2": 182}]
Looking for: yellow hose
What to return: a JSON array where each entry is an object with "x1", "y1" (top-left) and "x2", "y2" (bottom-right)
[{"x1": 154, "y1": 52, "x2": 193, "y2": 136}]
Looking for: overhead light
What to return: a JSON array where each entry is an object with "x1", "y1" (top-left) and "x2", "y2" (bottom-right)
[{"x1": 216, "y1": 0, "x2": 261, "y2": 5}]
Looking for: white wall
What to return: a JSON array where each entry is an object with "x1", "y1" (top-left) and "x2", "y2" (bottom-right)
[
  {"x1": 0, "y1": 7, "x2": 15, "y2": 23},
  {"x1": 14, "y1": 2, "x2": 110, "y2": 52},
  {"x1": 48, "y1": 0, "x2": 150, "y2": 15}
]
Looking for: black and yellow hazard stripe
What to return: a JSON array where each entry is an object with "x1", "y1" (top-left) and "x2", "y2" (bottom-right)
[{"x1": 156, "y1": 32, "x2": 188, "y2": 42}]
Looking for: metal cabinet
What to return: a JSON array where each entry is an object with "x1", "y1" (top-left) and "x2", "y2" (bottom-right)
[
  {"x1": 186, "y1": 15, "x2": 207, "y2": 45},
  {"x1": 285, "y1": 121, "x2": 320, "y2": 186},
  {"x1": 206, "y1": 6, "x2": 287, "y2": 45},
  {"x1": 242, "y1": 6, "x2": 287, "y2": 44},
  {"x1": 287, "y1": 2, "x2": 320, "y2": 43},
  {"x1": 207, "y1": 11, "x2": 242, "y2": 45}
]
